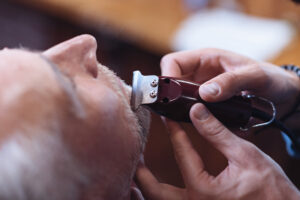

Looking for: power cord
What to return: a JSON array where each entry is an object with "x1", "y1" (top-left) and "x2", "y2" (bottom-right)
[{"x1": 251, "y1": 107, "x2": 300, "y2": 151}]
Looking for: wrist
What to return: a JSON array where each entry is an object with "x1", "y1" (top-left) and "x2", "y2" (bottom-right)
[
  {"x1": 277, "y1": 180, "x2": 300, "y2": 200},
  {"x1": 279, "y1": 65, "x2": 300, "y2": 122},
  {"x1": 266, "y1": 167, "x2": 300, "y2": 200}
]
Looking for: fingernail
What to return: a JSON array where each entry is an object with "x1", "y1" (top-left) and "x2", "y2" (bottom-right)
[
  {"x1": 200, "y1": 82, "x2": 220, "y2": 96},
  {"x1": 193, "y1": 104, "x2": 209, "y2": 121}
]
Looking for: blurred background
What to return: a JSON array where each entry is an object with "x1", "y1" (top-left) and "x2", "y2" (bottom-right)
[{"x1": 1, "y1": 0, "x2": 300, "y2": 189}]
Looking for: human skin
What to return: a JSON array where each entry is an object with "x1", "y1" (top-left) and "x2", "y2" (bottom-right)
[
  {"x1": 136, "y1": 49, "x2": 300, "y2": 199},
  {"x1": 0, "y1": 34, "x2": 150, "y2": 200}
]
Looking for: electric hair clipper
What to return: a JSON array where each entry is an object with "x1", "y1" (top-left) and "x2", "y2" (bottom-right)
[{"x1": 130, "y1": 71, "x2": 260, "y2": 128}]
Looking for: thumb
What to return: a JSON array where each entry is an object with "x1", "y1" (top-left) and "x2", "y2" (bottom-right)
[
  {"x1": 199, "y1": 66, "x2": 267, "y2": 102},
  {"x1": 190, "y1": 103, "x2": 249, "y2": 162}
]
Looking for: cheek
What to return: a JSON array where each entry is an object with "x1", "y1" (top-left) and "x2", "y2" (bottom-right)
[
  {"x1": 0, "y1": 66, "x2": 68, "y2": 139},
  {"x1": 76, "y1": 79, "x2": 123, "y2": 125},
  {"x1": 87, "y1": 83, "x2": 138, "y2": 153},
  {"x1": 63, "y1": 79, "x2": 139, "y2": 179}
]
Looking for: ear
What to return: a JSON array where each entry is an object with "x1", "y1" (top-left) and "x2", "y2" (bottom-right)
[{"x1": 130, "y1": 186, "x2": 145, "y2": 200}]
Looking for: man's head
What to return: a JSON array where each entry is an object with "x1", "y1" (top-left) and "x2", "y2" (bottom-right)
[{"x1": 0, "y1": 35, "x2": 150, "y2": 200}]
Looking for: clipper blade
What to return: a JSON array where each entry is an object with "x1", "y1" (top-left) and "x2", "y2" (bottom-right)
[{"x1": 131, "y1": 70, "x2": 159, "y2": 110}]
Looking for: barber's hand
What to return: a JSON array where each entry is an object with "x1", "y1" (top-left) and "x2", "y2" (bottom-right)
[
  {"x1": 135, "y1": 104, "x2": 300, "y2": 200},
  {"x1": 160, "y1": 49, "x2": 300, "y2": 118}
]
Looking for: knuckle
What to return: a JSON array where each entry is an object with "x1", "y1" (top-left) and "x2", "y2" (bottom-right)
[
  {"x1": 223, "y1": 71, "x2": 239, "y2": 86},
  {"x1": 255, "y1": 65, "x2": 269, "y2": 85},
  {"x1": 202, "y1": 117, "x2": 227, "y2": 138},
  {"x1": 239, "y1": 142, "x2": 266, "y2": 165},
  {"x1": 240, "y1": 142, "x2": 257, "y2": 156},
  {"x1": 212, "y1": 124, "x2": 229, "y2": 140},
  {"x1": 252, "y1": 63, "x2": 266, "y2": 78},
  {"x1": 170, "y1": 132, "x2": 189, "y2": 155},
  {"x1": 173, "y1": 145, "x2": 186, "y2": 159},
  {"x1": 217, "y1": 71, "x2": 241, "y2": 95},
  {"x1": 251, "y1": 62, "x2": 263, "y2": 72},
  {"x1": 247, "y1": 63, "x2": 269, "y2": 88},
  {"x1": 172, "y1": 142, "x2": 191, "y2": 160},
  {"x1": 160, "y1": 53, "x2": 176, "y2": 67},
  {"x1": 226, "y1": 71, "x2": 238, "y2": 80}
]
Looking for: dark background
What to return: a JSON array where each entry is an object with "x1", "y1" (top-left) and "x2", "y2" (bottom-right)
[{"x1": 0, "y1": 0, "x2": 299, "y2": 189}]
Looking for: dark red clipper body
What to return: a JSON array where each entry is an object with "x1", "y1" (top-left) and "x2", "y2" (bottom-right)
[{"x1": 146, "y1": 76, "x2": 252, "y2": 128}]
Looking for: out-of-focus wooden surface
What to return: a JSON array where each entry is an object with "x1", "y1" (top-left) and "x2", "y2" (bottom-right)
[
  {"x1": 16, "y1": 0, "x2": 187, "y2": 53},
  {"x1": 272, "y1": 34, "x2": 300, "y2": 65},
  {"x1": 15, "y1": 0, "x2": 300, "y2": 65},
  {"x1": 238, "y1": 0, "x2": 300, "y2": 21},
  {"x1": 237, "y1": 0, "x2": 300, "y2": 65}
]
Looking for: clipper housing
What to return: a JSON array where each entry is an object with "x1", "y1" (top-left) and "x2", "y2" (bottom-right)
[{"x1": 131, "y1": 70, "x2": 252, "y2": 128}]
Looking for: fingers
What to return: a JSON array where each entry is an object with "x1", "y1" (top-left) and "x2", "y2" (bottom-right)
[
  {"x1": 161, "y1": 50, "x2": 202, "y2": 77},
  {"x1": 160, "y1": 48, "x2": 239, "y2": 77},
  {"x1": 135, "y1": 164, "x2": 185, "y2": 200},
  {"x1": 199, "y1": 66, "x2": 268, "y2": 102},
  {"x1": 190, "y1": 103, "x2": 250, "y2": 163},
  {"x1": 160, "y1": 49, "x2": 269, "y2": 102},
  {"x1": 164, "y1": 120, "x2": 211, "y2": 186}
]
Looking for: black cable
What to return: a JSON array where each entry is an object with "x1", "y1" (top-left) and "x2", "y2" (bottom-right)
[{"x1": 251, "y1": 107, "x2": 300, "y2": 150}]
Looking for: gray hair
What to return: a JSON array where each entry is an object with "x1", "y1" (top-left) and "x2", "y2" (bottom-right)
[{"x1": 0, "y1": 128, "x2": 88, "y2": 200}]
